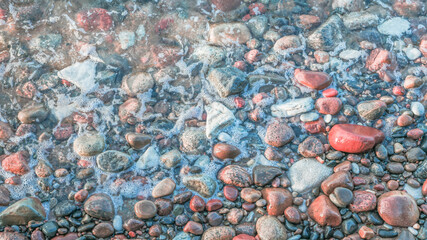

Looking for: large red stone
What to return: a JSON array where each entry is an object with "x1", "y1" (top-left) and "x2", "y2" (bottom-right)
[
  {"x1": 261, "y1": 188, "x2": 292, "y2": 216},
  {"x1": 308, "y1": 195, "x2": 341, "y2": 227},
  {"x1": 328, "y1": 124, "x2": 385, "y2": 153},
  {"x1": 377, "y1": 191, "x2": 419, "y2": 227},
  {"x1": 2, "y1": 151, "x2": 30, "y2": 175},
  {"x1": 365, "y1": 48, "x2": 397, "y2": 72},
  {"x1": 294, "y1": 69, "x2": 332, "y2": 90},
  {"x1": 76, "y1": 8, "x2": 113, "y2": 31}
]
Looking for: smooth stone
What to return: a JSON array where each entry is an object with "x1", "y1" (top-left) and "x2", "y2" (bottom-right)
[
  {"x1": 271, "y1": 97, "x2": 314, "y2": 117},
  {"x1": 84, "y1": 193, "x2": 114, "y2": 220},
  {"x1": 160, "y1": 149, "x2": 182, "y2": 168},
  {"x1": 357, "y1": 100, "x2": 387, "y2": 120},
  {"x1": 288, "y1": 158, "x2": 333, "y2": 193},
  {"x1": 328, "y1": 124, "x2": 385, "y2": 153},
  {"x1": 321, "y1": 170, "x2": 354, "y2": 195},
  {"x1": 411, "y1": 102, "x2": 425, "y2": 116},
  {"x1": 125, "y1": 133, "x2": 151, "y2": 150},
  {"x1": 377, "y1": 17, "x2": 410, "y2": 36},
  {"x1": 134, "y1": 200, "x2": 157, "y2": 219},
  {"x1": 307, "y1": 15, "x2": 345, "y2": 51},
  {"x1": 17, "y1": 104, "x2": 49, "y2": 124},
  {"x1": 73, "y1": 133, "x2": 105, "y2": 157},
  {"x1": 261, "y1": 188, "x2": 293, "y2": 216},
  {"x1": 253, "y1": 165, "x2": 283, "y2": 186},
  {"x1": 213, "y1": 143, "x2": 241, "y2": 160},
  {"x1": 273, "y1": 35, "x2": 302, "y2": 54},
  {"x1": 152, "y1": 178, "x2": 176, "y2": 198},
  {"x1": 349, "y1": 190, "x2": 377, "y2": 213},
  {"x1": 294, "y1": 69, "x2": 331, "y2": 90},
  {"x1": 330, "y1": 187, "x2": 353, "y2": 207},
  {"x1": 300, "y1": 112, "x2": 319, "y2": 122},
  {"x1": 377, "y1": 191, "x2": 419, "y2": 227}
]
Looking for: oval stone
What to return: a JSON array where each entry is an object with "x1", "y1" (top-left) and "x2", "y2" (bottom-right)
[{"x1": 328, "y1": 124, "x2": 385, "y2": 153}]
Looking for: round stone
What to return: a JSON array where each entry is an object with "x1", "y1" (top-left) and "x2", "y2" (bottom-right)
[
  {"x1": 134, "y1": 200, "x2": 157, "y2": 219},
  {"x1": 264, "y1": 120, "x2": 295, "y2": 147},
  {"x1": 256, "y1": 216, "x2": 287, "y2": 240},
  {"x1": 84, "y1": 193, "x2": 114, "y2": 220},
  {"x1": 152, "y1": 178, "x2": 176, "y2": 198},
  {"x1": 213, "y1": 143, "x2": 241, "y2": 160},
  {"x1": 73, "y1": 134, "x2": 105, "y2": 157},
  {"x1": 377, "y1": 191, "x2": 419, "y2": 227}
]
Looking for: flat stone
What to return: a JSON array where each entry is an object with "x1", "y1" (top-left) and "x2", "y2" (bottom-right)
[
  {"x1": 271, "y1": 97, "x2": 314, "y2": 117},
  {"x1": 378, "y1": 17, "x2": 410, "y2": 36},
  {"x1": 343, "y1": 11, "x2": 379, "y2": 30},
  {"x1": 253, "y1": 165, "x2": 283, "y2": 186},
  {"x1": 273, "y1": 35, "x2": 302, "y2": 54},
  {"x1": 288, "y1": 158, "x2": 333, "y2": 193},
  {"x1": 0, "y1": 197, "x2": 46, "y2": 226},
  {"x1": 96, "y1": 150, "x2": 133, "y2": 173},
  {"x1": 357, "y1": 100, "x2": 387, "y2": 120},
  {"x1": 58, "y1": 60, "x2": 97, "y2": 92},
  {"x1": 152, "y1": 178, "x2": 176, "y2": 198},
  {"x1": 328, "y1": 124, "x2": 385, "y2": 153},
  {"x1": 294, "y1": 69, "x2": 332, "y2": 90},
  {"x1": 192, "y1": 45, "x2": 225, "y2": 66},
  {"x1": 206, "y1": 102, "x2": 235, "y2": 139},
  {"x1": 207, "y1": 67, "x2": 247, "y2": 98},
  {"x1": 202, "y1": 226, "x2": 235, "y2": 240},
  {"x1": 17, "y1": 104, "x2": 49, "y2": 124}
]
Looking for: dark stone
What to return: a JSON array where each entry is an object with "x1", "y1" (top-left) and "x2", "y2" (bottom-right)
[
  {"x1": 41, "y1": 221, "x2": 58, "y2": 238},
  {"x1": 341, "y1": 219, "x2": 357, "y2": 234},
  {"x1": 54, "y1": 201, "x2": 77, "y2": 217},
  {"x1": 378, "y1": 229, "x2": 398, "y2": 238},
  {"x1": 253, "y1": 165, "x2": 283, "y2": 186}
]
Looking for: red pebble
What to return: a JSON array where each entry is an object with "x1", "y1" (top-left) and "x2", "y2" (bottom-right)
[
  {"x1": 407, "y1": 128, "x2": 424, "y2": 140},
  {"x1": 248, "y1": 3, "x2": 266, "y2": 15},
  {"x1": 5, "y1": 176, "x2": 21, "y2": 185},
  {"x1": 206, "y1": 199, "x2": 223, "y2": 211},
  {"x1": 322, "y1": 88, "x2": 338, "y2": 97},
  {"x1": 252, "y1": 93, "x2": 269, "y2": 104},
  {"x1": 245, "y1": 49, "x2": 260, "y2": 64},
  {"x1": 2, "y1": 151, "x2": 30, "y2": 175},
  {"x1": 422, "y1": 179, "x2": 427, "y2": 196},
  {"x1": 128, "y1": 231, "x2": 136, "y2": 238},
  {"x1": 304, "y1": 118, "x2": 326, "y2": 134},
  {"x1": 234, "y1": 97, "x2": 245, "y2": 108},
  {"x1": 53, "y1": 123, "x2": 74, "y2": 141},
  {"x1": 223, "y1": 185, "x2": 238, "y2": 201},
  {"x1": 392, "y1": 86, "x2": 405, "y2": 96},
  {"x1": 353, "y1": 177, "x2": 367, "y2": 186},
  {"x1": 233, "y1": 234, "x2": 256, "y2": 240},
  {"x1": 74, "y1": 189, "x2": 89, "y2": 202},
  {"x1": 374, "y1": 184, "x2": 385, "y2": 191},
  {"x1": 234, "y1": 61, "x2": 246, "y2": 71},
  {"x1": 0, "y1": 9, "x2": 7, "y2": 21},
  {"x1": 190, "y1": 195, "x2": 205, "y2": 212},
  {"x1": 242, "y1": 14, "x2": 251, "y2": 21},
  {"x1": 76, "y1": 8, "x2": 113, "y2": 31}
]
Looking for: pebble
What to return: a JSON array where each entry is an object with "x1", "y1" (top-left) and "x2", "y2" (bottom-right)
[
  {"x1": 256, "y1": 216, "x2": 287, "y2": 240},
  {"x1": 218, "y1": 165, "x2": 252, "y2": 188},
  {"x1": 0, "y1": 197, "x2": 46, "y2": 226},
  {"x1": 73, "y1": 133, "x2": 105, "y2": 157},
  {"x1": 288, "y1": 158, "x2": 333, "y2": 193},
  {"x1": 261, "y1": 188, "x2": 293, "y2": 216},
  {"x1": 377, "y1": 191, "x2": 419, "y2": 227},
  {"x1": 298, "y1": 136, "x2": 325, "y2": 157},
  {"x1": 96, "y1": 150, "x2": 133, "y2": 172},
  {"x1": 84, "y1": 193, "x2": 114, "y2": 220},
  {"x1": 213, "y1": 143, "x2": 241, "y2": 160},
  {"x1": 209, "y1": 23, "x2": 251, "y2": 46},
  {"x1": 271, "y1": 97, "x2": 314, "y2": 117},
  {"x1": 152, "y1": 178, "x2": 176, "y2": 198},
  {"x1": 183, "y1": 175, "x2": 217, "y2": 198},
  {"x1": 411, "y1": 102, "x2": 425, "y2": 116},
  {"x1": 349, "y1": 190, "x2": 377, "y2": 213},
  {"x1": 377, "y1": 17, "x2": 410, "y2": 36},
  {"x1": 208, "y1": 67, "x2": 247, "y2": 98},
  {"x1": 264, "y1": 120, "x2": 295, "y2": 147},
  {"x1": 308, "y1": 195, "x2": 341, "y2": 227},
  {"x1": 357, "y1": 100, "x2": 387, "y2": 120},
  {"x1": 206, "y1": 102, "x2": 235, "y2": 139},
  {"x1": 202, "y1": 226, "x2": 235, "y2": 240},
  {"x1": 92, "y1": 222, "x2": 114, "y2": 238},
  {"x1": 134, "y1": 200, "x2": 157, "y2": 219},
  {"x1": 328, "y1": 124, "x2": 385, "y2": 153}
]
